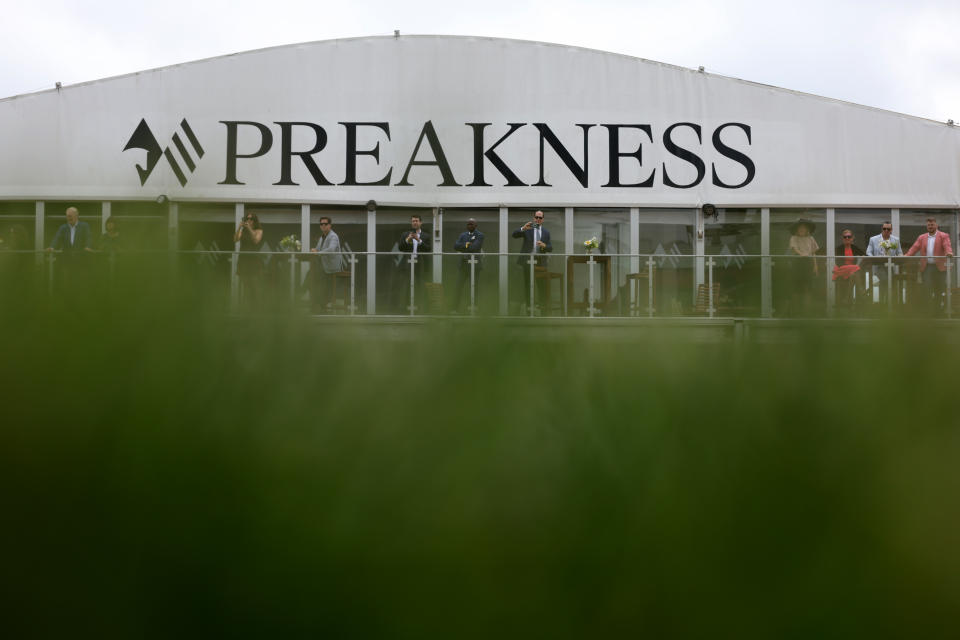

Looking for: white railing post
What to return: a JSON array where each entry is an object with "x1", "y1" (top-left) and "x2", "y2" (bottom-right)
[
  {"x1": 468, "y1": 254, "x2": 478, "y2": 316},
  {"x1": 348, "y1": 253, "x2": 357, "y2": 315},
  {"x1": 587, "y1": 253, "x2": 596, "y2": 318},
  {"x1": 408, "y1": 254, "x2": 417, "y2": 316},
  {"x1": 707, "y1": 257, "x2": 715, "y2": 318},
  {"x1": 647, "y1": 256, "x2": 655, "y2": 317},
  {"x1": 528, "y1": 255, "x2": 536, "y2": 317}
]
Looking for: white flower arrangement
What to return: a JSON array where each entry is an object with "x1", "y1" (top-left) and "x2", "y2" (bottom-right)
[
  {"x1": 583, "y1": 236, "x2": 599, "y2": 252},
  {"x1": 879, "y1": 239, "x2": 898, "y2": 252},
  {"x1": 280, "y1": 234, "x2": 302, "y2": 252}
]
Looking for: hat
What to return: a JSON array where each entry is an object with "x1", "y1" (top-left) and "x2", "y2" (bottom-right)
[{"x1": 790, "y1": 219, "x2": 816, "y2": 234}]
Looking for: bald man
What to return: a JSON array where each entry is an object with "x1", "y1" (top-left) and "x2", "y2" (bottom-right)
[{"x1": 47, "y1": 207, "x2": 93, "y2": 254}]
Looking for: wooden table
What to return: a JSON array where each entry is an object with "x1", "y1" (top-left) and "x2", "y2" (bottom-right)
[{"x1": 566, "y1": 255, "x2": 612, "y2": 315}]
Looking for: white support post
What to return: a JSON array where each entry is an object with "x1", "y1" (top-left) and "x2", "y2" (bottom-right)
[
  {"x1": 300, "y1": 204, "x2": 310, "y2": 299},
  {"x1": 367, "y1": 207, "x2": 376, "y2": 315},
  {"x1": 168, "y1": 202, "x2": 179, "y2": 249},
  {"x1": 468, "y1": 255, "x2": 478, "y2": 316},
  {"x1": 433, "y1": 207, "x2": 442, "y2": 283},
  {"x1": 168, "y1": 202, "x2": 179, "y2": 280},
  {"x1": 34, "y1": 201, "x2": 45, "y2": 264},
  {"x1": 694, "y1": 206, "x2": 705, "y2": 306},
  {"x1": 101, "y1": 201, "x2": 111, "y2": 233},
  {"x1": 761, "y1": 207, "x2": 771, "y2": 318},
  {"x1": 826, "y1": 208, "x2": 836, "y2": 316},
  {"x1": 232, "y1": 203, "x2": 243, "y2": 311},
  {"x1": 499, "y1": 206, "x2": 508, "y2": 316},
  {"x1": 891, "y1": 208, "x2": 902, "y2": 307}
]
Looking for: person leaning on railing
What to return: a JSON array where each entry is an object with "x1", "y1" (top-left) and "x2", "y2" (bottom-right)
[
  {"x1": 451, "y1": 217, "x2": 484, "y2": 313},
  {"x1": 833, "y1": 229, "x2": 865, "y2": 313}
]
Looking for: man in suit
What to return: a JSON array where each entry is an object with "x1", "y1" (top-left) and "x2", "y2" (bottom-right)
[
  {"x1": 48, "y1": 206, "x2": 93, "y2": 254},
  {"x1": 311, "y1": 216, "x2": 345, "y2": 313},
  {"x1": 865, "y1": 222, "x2": 903, "y2": 305},
  {"x1": 451, "y1": 218, "x2": 484, "y2": 313},
  {"x1": 46, "y1": 206, "x2": 94, "y2": 298},
  {"x1": 512, "y1": 210, "x2": 552, "y2": 311},
  {"x1": 397, "y1": 214, "x2": 431, "y2": 313},
  {"x1": 904, "y1": 217, "x2": 954, "y2": 316}
]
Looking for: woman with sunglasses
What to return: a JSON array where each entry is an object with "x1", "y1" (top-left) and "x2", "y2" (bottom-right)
[
  {"x1": 833, "y1": 229, "x2": 865, "y2": 314},
  {"x1": 234, "y1": 212, "x2": 264, "y2": 306}
]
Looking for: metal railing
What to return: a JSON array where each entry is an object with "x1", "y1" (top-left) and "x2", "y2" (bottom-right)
[{"x1": 7, "y1": 249, "x2": 957, "y2": 320}]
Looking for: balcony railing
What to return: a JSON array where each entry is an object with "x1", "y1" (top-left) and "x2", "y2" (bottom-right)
[{"x1": 5, "y1": 249, "x2": 957, "y2": 319}]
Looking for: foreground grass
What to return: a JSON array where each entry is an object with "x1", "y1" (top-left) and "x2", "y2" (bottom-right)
[{"x1": 1, "y1": 272, "x2": 958, "y2": 637}]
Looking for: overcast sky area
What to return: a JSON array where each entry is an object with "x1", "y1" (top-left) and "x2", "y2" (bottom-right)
[{"x1": 1, "y1": 0, "x2": 958, "y2": 121}]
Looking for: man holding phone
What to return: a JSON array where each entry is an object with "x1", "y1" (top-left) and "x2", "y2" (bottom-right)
[{"x1": 512, "y1": 210, "x2": 552, "y2": 311}]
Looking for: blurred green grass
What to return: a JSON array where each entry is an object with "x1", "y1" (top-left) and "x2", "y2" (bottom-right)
[{"x1": 1, "y1": 266, "x2": 959, "y2": 638}]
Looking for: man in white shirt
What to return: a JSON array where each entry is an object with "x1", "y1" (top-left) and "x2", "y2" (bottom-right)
[{"x1": 397, "y1": 214, "x2": 431, "y2": 313}]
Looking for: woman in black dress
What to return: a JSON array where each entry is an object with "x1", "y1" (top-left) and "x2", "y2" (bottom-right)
[{"x1": 233, "y1": 212, "x2": 264, "y2": 306}]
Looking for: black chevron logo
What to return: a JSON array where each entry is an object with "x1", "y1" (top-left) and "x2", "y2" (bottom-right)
[{"x1": 123, "y1": 118, "x2": 204, "y2": 187}]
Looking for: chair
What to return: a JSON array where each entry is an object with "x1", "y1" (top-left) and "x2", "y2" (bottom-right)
[
  {"x1": 533, "y1": 266, "x2": 563, "y2": 315},
  {"x1": 626, "y1": 271, "x2": 655, "y2": 316},
  {"x1": 694, "y1": 283, "x2": 720, "y2": 315},
  {"x1": 327, "y1": 271, "x2": 352, "y2": 312},
  {"x1": 424, "y1": 282, "x2": 446, "y2": 315}
]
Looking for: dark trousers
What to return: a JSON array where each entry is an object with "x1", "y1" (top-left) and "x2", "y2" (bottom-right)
[
  {"x1": 452, "y1": 265, "x2": 480, "y2": 312},
  {"x1": 398, "y1": 257, "x2": 427, "y2": 314},
  {"x1": 922, "y1": 266, "x2": 947, "y2": 315}
]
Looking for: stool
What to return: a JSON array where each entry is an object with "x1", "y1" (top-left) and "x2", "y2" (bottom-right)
[
  {"x1": 626, "y1": 272, "x2": 655, "y2": 316},
  {"x1": 327, "y1": 271, "x2": 352, "y2": 312},
  {"x1": 533, "y1": 267, "x2": 563, "y2": 316}
]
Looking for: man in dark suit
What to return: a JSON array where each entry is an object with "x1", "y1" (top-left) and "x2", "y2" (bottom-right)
[
  {"x1": 452, "y1": 218, "x2": 484, "y2": 313},
  {"x1": 46, "y1": 206, "x2": 94, "y2": 298},
  {"x1": 512, "y1": 210, "x2": 552, "y2": 311},
  {"x1": 397, "y1": 214, "x2": 431, "y2": 313}
]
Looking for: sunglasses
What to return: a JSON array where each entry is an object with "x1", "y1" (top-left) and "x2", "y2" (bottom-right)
[
  {"x1": 534, "y1": 216, "x2": 544, "y2": 220},
  {"x1": 882, "y1": 227, "x2": 892, "y2": 231},
  {"x1": 843, "y1": 235, "x2": 853, "y2": 239}
]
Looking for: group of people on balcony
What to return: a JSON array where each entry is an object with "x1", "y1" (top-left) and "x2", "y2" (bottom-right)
[
  {"x1": 789, "y1": 217, "x2": 954, "y2": 317},
  {"x1": 23, "y1": 206, "x2": 959, "y2": 317}
]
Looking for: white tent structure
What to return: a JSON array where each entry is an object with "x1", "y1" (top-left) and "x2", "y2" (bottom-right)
[{"x1": 2, "y1": 36, "x2": 958, "y2": 315}]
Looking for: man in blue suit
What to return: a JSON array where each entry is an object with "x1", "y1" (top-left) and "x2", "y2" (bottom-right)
[
  {"x1": 48, "y1": 206, "x2": 93, "y2": 254},
  {"x1": 512, "y1": 210, "x2": 553, "y2": 311},
  {"x1": 451, "y1": 218, "x2": 484, "y2": 313}
]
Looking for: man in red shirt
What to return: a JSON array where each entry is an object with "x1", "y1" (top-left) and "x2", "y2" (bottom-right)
[{"x1": 904, "y1": 217, "x2": 954, "y2": 316}]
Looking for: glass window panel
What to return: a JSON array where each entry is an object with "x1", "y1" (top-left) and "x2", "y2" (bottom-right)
[
  {"x1": 508, "y1": 207, "x2": 564, "y2": 315},
  {"x1": 705, "y1": 208, "x2": 761, "y2": 316},
  {"x1": 0, "y1": 201, "x2": 36, "y2": 250},
  {"x1": 375, "y1": 207, "x2": 433, "y2": 314},
  {"x1": 637, "y1": 208, "x2": 695, "y2": 316},
  {"x1": 573, "y1": 208, "x2": 630, "y2": 316},
  {"x1": 310, "y1": 206, "x2": 367, "y2": 314},
  {"x1": 441, "y1": 208, "x2": 499, "y2": 315},
  {"x1": 771, "y1": 208, "x2": 826, "y2": 317}
]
